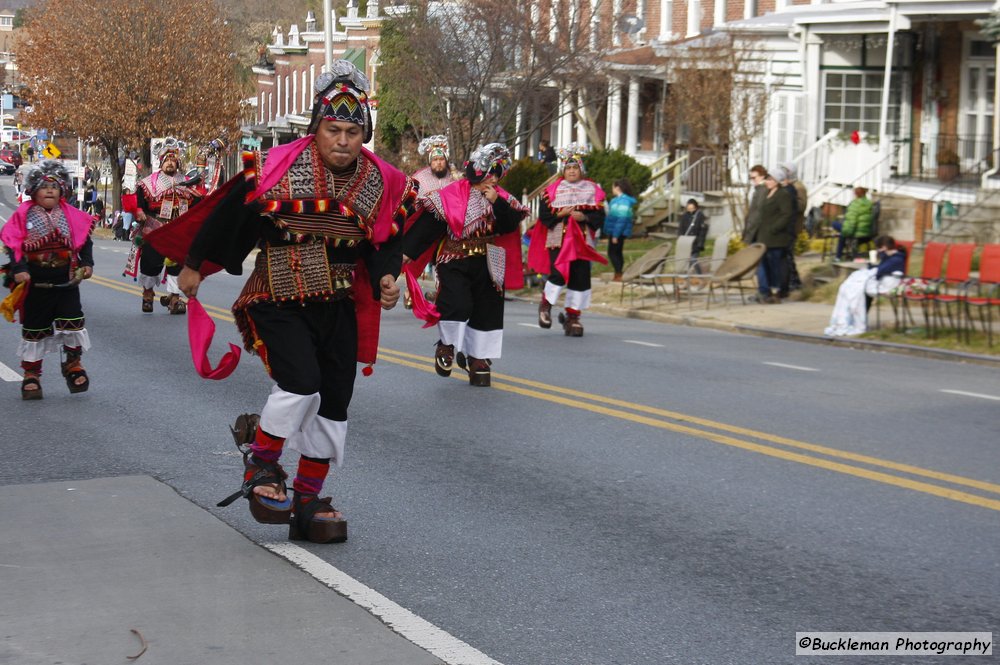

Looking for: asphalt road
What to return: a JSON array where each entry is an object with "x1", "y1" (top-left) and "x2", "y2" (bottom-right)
[{"x1": 1, "y1": 181, "x2": 997, "y2": 664}]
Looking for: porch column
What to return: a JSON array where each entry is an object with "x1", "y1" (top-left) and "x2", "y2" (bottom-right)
[
  {"x1": 559, "y1": 87, "x2": 574, "y2": 147},
  {"x1": 576, "y1": 90, "x2": 588, "y2": 145},
  {"x1": 876, "y1": 4, "x2": 897, "y2": 184},
  {"x1": 803, "y1": 29, "x2": 823, "y2": 145},
  {"x1": 625, "y1": 76, "x2": 640, "y2": 156},
  {"x1": 607, "y1": 78, "x2": 622, "y2": 150},
  {"x1": 514, "y1": 103, "x2": 525, "y2": 160}
]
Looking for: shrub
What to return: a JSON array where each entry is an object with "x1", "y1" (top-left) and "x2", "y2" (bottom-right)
[
  {"x1": 500, "y1": 158, "x2": 551, "y2": 199},
  {"x1": 582, "y1": 149, "x2": 652, "y2": 198}
]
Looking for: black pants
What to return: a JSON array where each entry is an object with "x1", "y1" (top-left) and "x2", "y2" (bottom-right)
[
  {"x1": 546, "y1": 247, "x2": 592, "y2": 292},
  {"x1": 248, "y1": 300, "x2": 357, "y2": 422},
  {"x1": 435, "y1": 257, "x2": 504, "y2": 332},
  {"x1": 22, "y1": 265, "x2": 84, "y2": 339},
  {"x1": 139, "y1": 244, "x2": 181, "y2": 279},
  {"x1": 607, "y1": 237, "x2": 626, "y2": 274}
]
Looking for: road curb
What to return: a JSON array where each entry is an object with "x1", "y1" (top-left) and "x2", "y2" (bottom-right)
[{"x1": 586, "y1": 302, "x2": 1000, "y2": 367}]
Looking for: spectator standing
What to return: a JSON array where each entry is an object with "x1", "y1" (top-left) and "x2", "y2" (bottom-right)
[
  {"x1": 751, "y1": 167, "x2": 794, "y2": 304},
  {"x1": 119, "y1": 187, "x2": 138, "y2": 240},
  {"x1": 603, "y1": 178, "x2": 637, "y2": 281},
  {"x1": 742, "y1": 164, "x2": 767, "y2": 244},
  {"x1": 537, "y1": 140, "x2": 558, "y2": 175},
  {"x1": 677, "y1": 198, "x2": 709, "y2": 271},
  {"x1": 779, "y1": 162, "x2": 806, "y2": 295}
]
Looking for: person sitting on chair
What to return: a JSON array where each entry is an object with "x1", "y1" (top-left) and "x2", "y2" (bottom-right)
[{"x1": 834, "y1": 187, "x2": 873, "y2": 260}]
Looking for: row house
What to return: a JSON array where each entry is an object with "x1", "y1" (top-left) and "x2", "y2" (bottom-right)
[{"x1": 246, "y1": 1, "x2": 385, "y2": 149}]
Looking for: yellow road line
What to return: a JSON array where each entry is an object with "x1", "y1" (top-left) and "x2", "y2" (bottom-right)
[
  {"x1": 84, "y1": 275, "x2": 1000, "y2": 512},
  {"x1": 89, "y1": 275, "x2": 235, "y2": 318},
  {"x1": 376, "y1": 349, "x2": 1000, "y2": 512},
  {"x1": 377, "y1": 347, "x2": 1000, "y2": 498}
]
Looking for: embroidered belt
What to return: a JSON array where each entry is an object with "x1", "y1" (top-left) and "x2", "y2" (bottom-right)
[
  {"x1": 26, "y1": 250, "x2": 72, "y2": 268},
  {"x1": 259, "y1": 242, "x2": 354, "y2": 303},
  {"x1": 441, "y1": 235, "x2": 496, "y2": 257}
]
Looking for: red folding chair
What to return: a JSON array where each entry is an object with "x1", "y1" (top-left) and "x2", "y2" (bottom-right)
[
  {"x1": 965, "y1": 244, "x2": 1000, "y2": 346},
  {"x1": 900, "y1": 242, "x2": 949, "y2": 336},
  {"x1": 932, "y1": 243, "x2": 976, "y2": 340}
]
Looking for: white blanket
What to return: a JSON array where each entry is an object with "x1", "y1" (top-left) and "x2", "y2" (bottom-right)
[{"x1": 824, "y1": 268, "x2": 903, "y2": 336}]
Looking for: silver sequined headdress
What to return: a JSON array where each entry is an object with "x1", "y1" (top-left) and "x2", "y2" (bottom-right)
[
  {"x1": 309, "y1": 59, "x2": 373, "y2": 142},
  {"x1": 464, "y1": 143, "x2": 512, "y2": 183},
  {"x1": 418, "y1": 135, "x2": 449, "y2": 162},
  {"x1": 24, "y1": 159, "x2": 72, "y2": 198}
]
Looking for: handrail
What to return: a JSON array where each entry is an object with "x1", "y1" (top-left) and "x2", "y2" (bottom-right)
[
  {"x1": 650, "y1": 154, "x2": 688, "y2": 182},
  {"x1": 790, "y1": 129, "x2": 839, "y2": 169}
]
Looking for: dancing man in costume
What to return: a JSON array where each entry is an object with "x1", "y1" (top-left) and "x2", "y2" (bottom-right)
[
  {"x1": 411, "y1": 135, "x2": 457, "y2": 198},
  {"x1": 404, "y1": 134, "x2": 458, "y2": 309},
  {"x1": 527, "y1": 142, "x2": 606, "y2": 337},
  {"x1": 1, "y1": 160, "x2": 95, "y2": 399},
  {"x1": 133, "y1": 137, "x2": 201, "y2": 314},
  {"x1": 404, "y1": 143, "x2": 528, "y2": 386},
  {"x1": 151, "y1": 61, "x2": 417, "y2": 544}
]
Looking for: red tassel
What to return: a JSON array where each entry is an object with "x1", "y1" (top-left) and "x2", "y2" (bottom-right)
[{"x1": 362, "y1": 364, "x2": 373, "y2": 377}]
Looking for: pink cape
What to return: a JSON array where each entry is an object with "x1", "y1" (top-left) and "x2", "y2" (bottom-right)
[
  {"x1": 187, "y1": 297, "x2": 241, "y2": 380},
  {"x1": 405, "y1": 181, "x2": 524, "y2": 327},
  {"x1": 145, "y1": 137, "x2": 406, "y2": 372},
  {"x1": 1, "y1": 200, "x2": 95, "y2": 263},
  {"x1": 527, "y1": 178, "x2": 607, "y2": 279}
]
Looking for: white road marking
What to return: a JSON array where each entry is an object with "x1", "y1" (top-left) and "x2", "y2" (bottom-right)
[
  {"x1": 940, "y1": 389, "x2": 1000, "y2": 402},
  {"x1": 264, "y1": 542, "x2": 505, "y2": 665},
  {"x1": 518, "y1": 322, "x2": 540, "y2": 328},
  {"x1": 762, "y1": 361, "x2": 819, "y2": 372},
  {"x1": 0, "y1": 360, "x2": 21, "y2": 382},
  {"x1": 624, "y1": 340, "x2": 664, "y2": 348}
]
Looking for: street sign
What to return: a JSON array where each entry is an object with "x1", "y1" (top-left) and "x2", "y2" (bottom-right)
[
  {"x1": 123, "y1": 159, "x2": 138, "y2": 191},
  {"x1": 41, "y1": 142, "x2": 61, "y2": 159}
]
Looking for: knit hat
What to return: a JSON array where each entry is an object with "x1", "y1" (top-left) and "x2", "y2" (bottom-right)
[
  {"x1": 309, "y1": 60, "x2": 373, "y2": 142},
  {"x1": 768, "y1": 165, "x2": 789, "y2": 182},
  {"x1": 464, "y1": 143, "x2": 512, "y2": 183}
]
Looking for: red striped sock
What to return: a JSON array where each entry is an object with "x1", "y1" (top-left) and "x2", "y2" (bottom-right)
[
  {"x1": 293, "y1": 456, "x2": 330, "y2": 496},
  {"x1": 21, "y1": 360, "x2": 42, "y2": 375},
  {"x1": 566, "y1": 308, "x2": 581, "y2": 316},
  {"x1": 249, "y1": 428, "x2": 284, "y2": 466}
]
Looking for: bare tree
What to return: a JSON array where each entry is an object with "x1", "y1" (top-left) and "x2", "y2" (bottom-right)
[
  {"x1": 376, "y1": 0, "x2": 608, "y2": 164},
  {"x1": 661, "y1": 33, "x2": 772, "y2": 238},
  {"x1": 16, "y1": 0, "x2": 244, "y2": 208}
]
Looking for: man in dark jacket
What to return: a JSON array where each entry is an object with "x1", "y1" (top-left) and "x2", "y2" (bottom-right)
[
  {"x1": 678, "y1": 198, "x2": 709, "y2": 271},
  {"x1": 742, "y1": 164, "x2": 767, "y2": 244},
  {"x1": 751, "y1": 167, "x2": 794, "y2": 303}
]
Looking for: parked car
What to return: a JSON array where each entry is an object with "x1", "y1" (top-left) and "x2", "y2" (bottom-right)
[
  {"x1": 0, "y1": 148, "x2": 21, "y2": 167},
  {"x1": 0, "y1": 159, "x2": 15, "y2": 175}
]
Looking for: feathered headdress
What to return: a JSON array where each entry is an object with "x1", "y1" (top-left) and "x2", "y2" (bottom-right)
[
  {"x1": 309, "y1": 60, "x2": 373, "y2": 142},
  {"x1": 418, "y1": 135, "x2": 449, "y2": 161},
  {"x1": 464, "y1": 143, "x2": 512, "y2": 183},
  {"x1": 557, "y1": 142, "x2": 589, "y2": 174},
  {"x1": 24, "y1": 159, "x2": 72, "y2": 198}
]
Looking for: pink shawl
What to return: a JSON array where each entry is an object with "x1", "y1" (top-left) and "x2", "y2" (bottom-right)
[
  {"x1": 1, "y1": 200, "x2": 95, "y2": 263},
  {"x1": 250, "y1": 135, "x2": 404, "y2": 246}
]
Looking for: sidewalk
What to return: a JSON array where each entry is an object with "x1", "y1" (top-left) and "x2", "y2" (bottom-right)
[
  {"x1": 0, "y1": 476, "x2": 445, "y2": 665},
  {"x1": 582, "y1": 277, "x2": 1000, "y2": 367}
]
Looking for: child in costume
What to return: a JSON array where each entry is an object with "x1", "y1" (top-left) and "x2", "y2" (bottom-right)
[{"x1": 1, "y1": 160, "x2": 95, "y2": 399}]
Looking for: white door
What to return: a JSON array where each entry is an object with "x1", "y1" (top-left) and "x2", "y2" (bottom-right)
[{"x1": 959, "y1": 37, "x2": 995, "y2": 170}]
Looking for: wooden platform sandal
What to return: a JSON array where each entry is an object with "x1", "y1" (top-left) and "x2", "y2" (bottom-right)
[
  {"x1": 162, "y1": 294, "x2": 187, "y2": 315},
  {"x1": 216, "y1": 414, "x2": 292, "y2": 524},
  {"x1": 21, "y1": 372, "x2": 43, "y2": 400},
  {"x1": 289, "y1": 493, "x2": 347, "y2": 544},
  {"x1": 61, "y1": 349, "x2": 89, "y2": 394},
  {"x1": 141, "y1": 288, "x2": 154, "y2": 313}
]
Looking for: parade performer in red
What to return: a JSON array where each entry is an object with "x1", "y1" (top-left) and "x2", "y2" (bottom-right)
[
  {"x1": 527, "y1": 143, "x2": 607, "y2": 337},
  {"x1": 403, "y1": 143, "x2": 528, "y2": 386},
  {"x1": 132, "y1": 137, "x2": 201, "y2": 314},
  {"x1": 1, "y1": 160, "x2": 95, "y2": 399},
  {"x1": 147, "y1": 60, "x2": 417, "y2": 543},
  {"x1": 411, "y1": 135, "x2": 457, "y2": 197}
]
